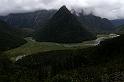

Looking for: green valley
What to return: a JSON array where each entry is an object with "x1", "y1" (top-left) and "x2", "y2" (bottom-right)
[{"x1": 3, "y1": 34, "x2": 118, "y2": 62}]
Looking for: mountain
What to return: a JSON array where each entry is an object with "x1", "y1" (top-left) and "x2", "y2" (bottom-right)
[
  {"x1": 115, "y1": 24, "x2": 124, "y2": 34},
  {"x1": 111, "y1": 19, "x2": 124, "y2": 27},
  {"x1": 33, "y1": 6, "x2": 96, "y2": 43},
  {"x1": 0, "y1": 9, "x2": 114, "y2": 34},
  {"x1": 0, "y1": 20, "x2": 27, "y2": 51},
  {"x1": 0, "y1": 10, "x2": 56, "y2": 29},
  {"x1": 77, "y1": 13, "x2": 114, "y2": 33}
]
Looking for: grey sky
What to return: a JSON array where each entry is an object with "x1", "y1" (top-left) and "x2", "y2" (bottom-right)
[{"x1": 0, "y1": 0, "x2": 124, "y2": 20}]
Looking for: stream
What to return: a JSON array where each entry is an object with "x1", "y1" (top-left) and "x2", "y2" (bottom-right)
[{"x1": 15, "y1": 34, "x2": 120, "y2": 61}]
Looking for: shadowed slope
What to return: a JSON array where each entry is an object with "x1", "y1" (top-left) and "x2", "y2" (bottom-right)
[
  {"x1": 33, "y1": 6, "x2": 96, "y2": 43},
  {"x1": 0, "y1": 20, "x2": 27, "y2": 51}
]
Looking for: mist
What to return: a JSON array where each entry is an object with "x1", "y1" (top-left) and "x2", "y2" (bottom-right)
[{"x1": 0, "y1": 0, "x2": 124, "y2": 20}]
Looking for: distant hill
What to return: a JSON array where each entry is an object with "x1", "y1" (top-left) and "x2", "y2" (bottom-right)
[
  {"x1": 0, "y1": 9, "x2": 114, "y2": 34},
  {"x1": 115, "y1": 24, "x2": 124, "y2": 34},
  {"x1": 0, "y1": 10, "x2": 56, "y2": 29},
  {"x1": 111, "y1": 19, "x2": 124, "y2": 27},
  {"x1": 0, "y1": 20, "x2": 27, "y2": 51},
  {"x1": 33, "y1": 6, "x2": 96, "y2": 43},
  {"x1": 77, "y1": 13, "x2": 114, "y2": 33}
]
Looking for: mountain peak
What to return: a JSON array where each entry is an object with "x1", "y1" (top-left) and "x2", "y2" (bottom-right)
[
  {"x1": 58, "y1": 5, "x2": 71, "y2": 14},
  {"x1": 51, "y1": 5, "x2": 71, "y2": 19},
  {"x1": 34, "y1": 5, "x2": 96, "y2": 43},
  {"x1": 60, "y1": 5, "x2": 67, "y2": 9}
]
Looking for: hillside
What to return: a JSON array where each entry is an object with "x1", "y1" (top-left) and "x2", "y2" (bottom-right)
[
  {"x1": 0, "y1": 9, "x2": 114, "y2": 34},
  {"x1": 11, "y1": 35, "x2": 124, "y2": 82},
  {"x1": 0, "y1": 20, "x2": 27, "y2": 51},
  {"x1": 33, "y1": 6, "x2": 96, "y2": 43},
  {"x1": 78, "y1": 13, "x2": 114, "y2": 33},
  {"x1": 0, "y1": 5, "x2": 122, "y2": 82},
  {"x1": 115, "y1": 24, "x2": 124, "y2": 34},
  {"x1": 111, "y1": 19, "x2": 124, "y2": 27},
  {"x1": 0, "y1": 10, "x2": 56, "y2": 29},
  {"x1": 0, "y1": 30, "x2": 123, "y2": 82}
]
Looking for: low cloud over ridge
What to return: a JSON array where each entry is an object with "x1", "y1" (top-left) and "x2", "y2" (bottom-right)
[{"x1": 0, "y1": 0, "x2": 124, "y2": 20}]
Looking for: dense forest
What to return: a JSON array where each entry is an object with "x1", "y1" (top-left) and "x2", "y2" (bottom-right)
[
  {"x1": 0, "y1": 5, "x2": 124, "y2": 82},
  {"x1": 0, "y1": 20, "x2": 27, "y2": 51},
  {"x1": 33, "y1": 6, "x2": 96, "y2": 43},
  {"x1": 0, "y1": 34, "x2": 124, "y2": 82}
]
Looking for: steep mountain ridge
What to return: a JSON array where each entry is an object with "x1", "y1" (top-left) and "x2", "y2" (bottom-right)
[
  {"x1": 111, "y1": 19, "x2": 124, "y2": 27},
  {"x1": 33, "y1": 6, "x2": 96, "y2": 43},
  {"x1": 77, "y1": 13, "x2": 114, "y2": 33},
  {"x1": 0, "y1": 10, "x2": 56, "y2": 29},
  {"x1": 0, "y1": 9, "x2": 114, "y2": 33}
]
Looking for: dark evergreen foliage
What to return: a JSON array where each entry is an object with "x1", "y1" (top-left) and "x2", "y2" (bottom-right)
[
  {"x1": 111, "y1": 19, "x2": 124, "y2": 27},
  {"x1": 0, "y1": 10, "x2": 56, "y2": 29},
  {"x1": 0, "y1": 6, "x2": 123, "y2": 82},
  {"x1": 77, "y1": 14, "x2": 114, "y2": 33},
  {"x1": 33, "y1": 6, "x2": 96, "y2": 43},
  {"x1": 0, "y1": 9, "x2": 114, "y2": 34},
  {"x1": 0, "y1": 20, "x2": 27, "y2": 51},
  {"x1": 115, "y1": 24, "x2": 124, "y2": 34},
  {"x1": 0, "y1": 35, "x2": 123, "y2": 82},
  {"x1": 13, "y1": 35, "x2": 124, "y2": 82}
]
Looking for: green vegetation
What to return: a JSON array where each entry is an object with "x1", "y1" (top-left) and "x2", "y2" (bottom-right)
[
  {"x1": 0, "y1": 20, "x2": 27, "y2": 51},
  {"x1": 0, "y1": 34, "x2": 123, "y2": 82},
  {"x1": 0, "y1": 5, "x2": 122, "y2": 82},
  {"x1": 3, "y1": 34, "x2": 115, "y2": 61},
  {"x1": 33, "y1": 6, "x2": 96, "y2": 43},
  {"x1": 115, "y1": 24, "x2": 124, "y2": 34},
  {"x1": 3, "y1": 37, "x2": 93, "y2": 61},
  {"x1": 78, "y1": 14, "x2": 114, "y2": 34}
]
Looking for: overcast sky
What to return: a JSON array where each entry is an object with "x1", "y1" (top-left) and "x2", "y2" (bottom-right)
[{"x1": 0, "y1": 0, "x2": 124, "y2": 20}]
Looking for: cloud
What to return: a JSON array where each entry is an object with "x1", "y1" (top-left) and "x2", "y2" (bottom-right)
[{"x1": 0, "y1": 0, "x2": 124, "y2": 19}]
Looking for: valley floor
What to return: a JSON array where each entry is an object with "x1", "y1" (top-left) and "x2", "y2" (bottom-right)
[
  {"x1": 3, "y1": 33, "x2": 119, "y2": 61},
  {"x1": 1, "y1": 33, "x2": 124, "y2": 82}
]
